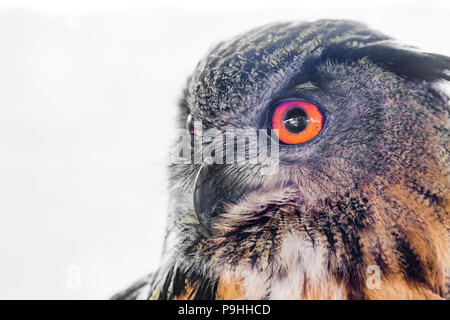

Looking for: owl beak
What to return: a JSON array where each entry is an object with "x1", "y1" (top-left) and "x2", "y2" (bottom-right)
[
  {"x1": 193, "y1": 164, "x2": 227, "y2": 236},
  {"x1": 193, "y1": 164, "x2": 257, "y2": 236}
]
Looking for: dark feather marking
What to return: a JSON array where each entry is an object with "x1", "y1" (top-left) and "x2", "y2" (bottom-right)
[
  {"x1": 316, "y1": 211, "x2": 337, "y2": 252},
  {"x1": 267, "y1": 215, "x2": 280, "y2": 265},
  {"x1": 370, "y1": 242, "x2": 390, "y2": 274},
  {"x1": 192, "y1": 277, "x2": 219, "y2": 300},
  {"x1": 157, "y1": 265, "x2": 219, "y2": 300},
  {"x1": 249, "y1": 228, "x2": 266, "y2": 267},
  {"x1": 171, "y1": 267, "x2": 188, "y2": 298},
  {"x1": 392, "y1": 231, "x2": 429, "y2": 287},
  {"x1": 294, "y1": 208, "x2": 316, "y2": 245},
  {"x1": 329, "y1": 196, "x2": 369, "y2": 299},
  {"x1": 407, "y1": 181, "x2": 444, "y2": 207},
  {"x1": 157, "y1": 267, "x2": 173, "y2": 300}
]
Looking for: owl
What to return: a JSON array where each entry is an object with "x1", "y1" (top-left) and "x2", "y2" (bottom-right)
[{"x1": 113, "y1": 20, "x2": 450, "y2": 300}]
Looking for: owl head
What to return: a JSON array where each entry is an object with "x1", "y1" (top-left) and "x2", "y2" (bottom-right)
[{"x1": 163, "y1": 20, "x2": 449, "y2": 299}]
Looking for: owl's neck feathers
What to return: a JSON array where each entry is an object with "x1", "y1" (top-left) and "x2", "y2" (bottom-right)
[{"x1": 151, "y1": 172, "x2": 448, "y2": 300}]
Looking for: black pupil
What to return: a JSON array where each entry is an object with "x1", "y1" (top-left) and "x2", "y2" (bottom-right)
[{"x1": 283, "y1": 108, "x2": 308, "y2": 133}]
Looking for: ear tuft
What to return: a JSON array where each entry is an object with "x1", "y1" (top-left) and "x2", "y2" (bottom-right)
[{"x1": 322, "y1": 41, "x2": 450, "y2": 82}]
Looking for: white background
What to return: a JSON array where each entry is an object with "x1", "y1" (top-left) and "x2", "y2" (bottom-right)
[{"x1": 0, "y1": 0, "x2": 449, "y2": 299}]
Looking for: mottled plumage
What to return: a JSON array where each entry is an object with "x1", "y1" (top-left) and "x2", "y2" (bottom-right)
[{"x1": 113, "y1": 20, "x2": 449, "y2": 300}]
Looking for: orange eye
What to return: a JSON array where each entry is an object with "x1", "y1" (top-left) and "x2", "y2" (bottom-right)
[{"x1": 271, "y1": 100, "x2": 323, "y2": 144}]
